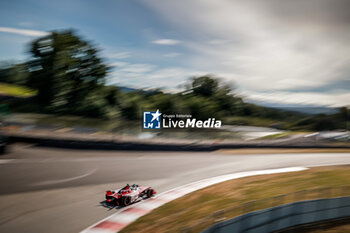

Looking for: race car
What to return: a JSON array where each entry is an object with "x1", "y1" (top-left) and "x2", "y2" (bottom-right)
[{"x1": 105, "y1": 184, "x2": 156, "y2": 206}]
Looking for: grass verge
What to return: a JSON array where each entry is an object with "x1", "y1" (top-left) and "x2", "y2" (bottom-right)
[
  {"x1": 121, "y1": 166, "x2": 350, "y2": 233},
  {"x1": 0, "y1": 82, "x2": 37, "y2": 97},
  {"x1": 308, "y1": 224, "x2": 350, "y2": 233}
]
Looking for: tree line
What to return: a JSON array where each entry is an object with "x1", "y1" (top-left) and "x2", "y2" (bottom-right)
[{"x1": 0, "y1": 30, "x2": 348, "y2": 131}]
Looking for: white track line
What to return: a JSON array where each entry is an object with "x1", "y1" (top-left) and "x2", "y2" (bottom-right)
[
  {"x1": 31, "y1": 168, "x2": 97, "y2": 186},
  {"x1": 307, "y1": 162, "x2": 350, "y2": 167},
  {"x1": 0, "y1": 159, "x2": 14, "y2": 164},
  {"x1": 80, "y1": 166, "x2": 307, "y2": 233}
]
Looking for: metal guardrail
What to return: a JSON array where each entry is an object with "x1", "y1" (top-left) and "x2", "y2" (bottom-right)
[{"x1": 182, "y1": 186, "x2": 350, "y2": 233}]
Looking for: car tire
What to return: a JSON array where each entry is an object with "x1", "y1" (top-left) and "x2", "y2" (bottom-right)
[
  {"x1": 147, "y1": 189, "x2": 154, "y2": 198},
  {"x1": 123, "y1": 196, "x2": 131, "y2": 206}
]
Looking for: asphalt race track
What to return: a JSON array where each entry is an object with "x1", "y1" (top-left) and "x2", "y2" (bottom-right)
[{"x1": 0, "y1": 143, "x2": 349, "y2": 233}]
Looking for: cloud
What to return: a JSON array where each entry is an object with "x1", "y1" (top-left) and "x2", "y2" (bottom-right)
[
  {"x1": 141, "y1": 0, "x2": 350, "y2": 106},
  {"x1": 106, "y1": 51, "x2": 132, "y2": 59},
  {"x1": 208, "y1": 39, "x2": 231, "y2": 45},
  {"x1": 116, "y1": 63, "x2": 156, "y2": 74},
  {"x1": 243, "y1": 90, "x2": 350, "y2": 108},
  {"x1": 152, "y1": 39, "x2": 181, "y2": 45},
  {"x1": 0, "y1": 26, "x2": 49, "y2": 37},
  {"x1": 108, "y1": 63, "x2": 206, "y2": 90},
  {"x1": 110, "y1": 61, "x2": 129, "y2": 68},
  {"x1": 120, "y1": 64, "x2": 156, "y2": 73},
  {"x1": 163, "y1": 52, "x2": 181, "y2": 57}
]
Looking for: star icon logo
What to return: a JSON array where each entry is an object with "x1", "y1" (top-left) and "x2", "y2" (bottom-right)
[
  {"x1": 151, "y1": 109, "x2": 161, "y2": 122},
  {"x1": 143, "y1": 110, "x2": 162, "y2": 129}
]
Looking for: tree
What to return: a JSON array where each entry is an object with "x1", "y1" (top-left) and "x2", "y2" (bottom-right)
[
  {"x1": 27, "y1": 30, "x2": 109, "y2": 112},
  {"x1": 0, "y1": 63, "x2": 29, "y2": 85},
  {"x1": 191, "y1": 76, "x2": 219, "y2": 97}
]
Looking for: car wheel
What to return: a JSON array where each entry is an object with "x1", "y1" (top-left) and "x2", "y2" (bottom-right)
[
  {"x1": 123, "y1": 196, "x2": 131, "y2": 206},
  {"x1": 147, "y1": 189, "x2": 154, "y2": 198}
]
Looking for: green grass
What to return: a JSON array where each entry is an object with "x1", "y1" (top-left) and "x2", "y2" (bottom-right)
[
  {"x1": 0, "y1": 82, "x2": 37, "y2": 97},
  {"x1": 121, "y1": 166, "x2": 350, "y2": 233}
]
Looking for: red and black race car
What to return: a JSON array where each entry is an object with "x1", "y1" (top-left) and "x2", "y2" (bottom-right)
[{"x1": 105, "y1": 184, "x2": 156, "y2": 206}]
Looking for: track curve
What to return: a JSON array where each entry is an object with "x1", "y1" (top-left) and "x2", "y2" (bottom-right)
[{"x1": 0, "y1": 143, "x2": 349, "y2": 233}]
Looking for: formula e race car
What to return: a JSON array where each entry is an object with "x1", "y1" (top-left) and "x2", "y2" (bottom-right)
[{"x1": 105, "y1": 184, "x2": 156, "y2": 206}]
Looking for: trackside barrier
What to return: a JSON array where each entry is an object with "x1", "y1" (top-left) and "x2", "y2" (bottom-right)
[
  {"x1": 200, "y1": 196, "x2": 350, "y2": 233},
  {"x1": 181, "y1": 186, "x2": 350, "y2": 233}
]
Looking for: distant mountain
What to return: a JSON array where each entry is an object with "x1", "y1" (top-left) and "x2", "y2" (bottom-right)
[
  {"x1": 118, "y1": 86, "x2": 140, "y2": 92},
  {"x1": 117, "y1": 86, "x2": 162, "y2": 94},
  {"x1": 276, "y1": 107, "x2": 338, "y2": 115},
  {"x1": 246, "y1": 100, "x2": 338, "y2": 115}
]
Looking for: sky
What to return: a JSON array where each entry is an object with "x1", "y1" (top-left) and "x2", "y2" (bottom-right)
[{"x1": 0, "y1": 0, "x2": 349, "y2": 107}]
